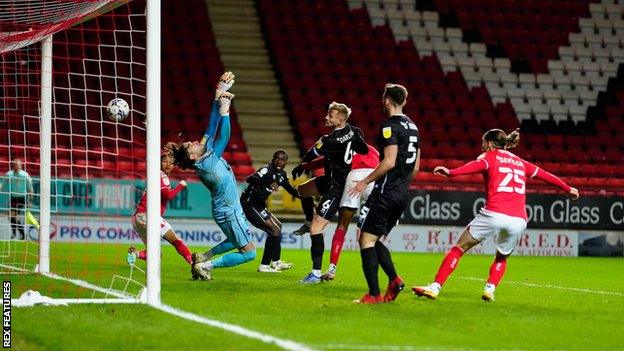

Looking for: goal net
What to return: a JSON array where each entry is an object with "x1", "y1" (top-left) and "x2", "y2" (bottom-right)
[{"x1": 0, "y1": 0, "x2": 155, "y2": 304}]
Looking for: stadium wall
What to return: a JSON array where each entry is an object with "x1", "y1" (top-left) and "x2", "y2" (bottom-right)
[
  {"x1": 1, "y1": 216, "x2": 621, "y2": 257},
  {"x1": 3, "y1": 178, "x2": 623, "y2": 229}
]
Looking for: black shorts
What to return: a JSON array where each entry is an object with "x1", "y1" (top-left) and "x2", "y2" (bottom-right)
[
  {"x1": 358, "y1": 191, "x2": 409, "y2": 237},
  {"x1": 241, "y1": 199, "x2": 271, "y2": 230},
  {"x1": 10, "y1": 196, "x2": 26, "y2": 210},
  {"x1": 314, "y1": 175, "x2": 345, "y2": 220}
]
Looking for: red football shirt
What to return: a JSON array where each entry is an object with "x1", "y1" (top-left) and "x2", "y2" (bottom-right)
[
  {"x1": 448, "y1": 149, "x2": 571, "y2": 220},
  {"x1": 352, "y1": 144, "x2": 379, "y2": 170},
  {"x1": 135, "y1": 171, "x2": 185, "y2": 216}
]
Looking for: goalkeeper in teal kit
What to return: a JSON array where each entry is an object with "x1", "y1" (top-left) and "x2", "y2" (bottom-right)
[{"x1": 168, "y1": 71, "x2": 255, "y2": 280}]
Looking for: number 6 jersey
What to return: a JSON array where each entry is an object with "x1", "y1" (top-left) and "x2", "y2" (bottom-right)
[
  {"x1": 448, "y1": 148, "x2": 572, "y2": 220},
  {"x1": 373, "y1": 114, "x2": 420, "y2": 194}
]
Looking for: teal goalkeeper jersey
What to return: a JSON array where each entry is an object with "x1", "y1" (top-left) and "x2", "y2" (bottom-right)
[
  {"x1": 3, "y1": 170, "x2": 33, "y2": 197},
  {"x1": 194, "y1": 151, "x2": 241, "y2": 214}
]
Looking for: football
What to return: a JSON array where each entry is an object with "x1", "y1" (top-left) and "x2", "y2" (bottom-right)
[{"x1": 106, "y1": 98, "x2": 130, "y2": 121}]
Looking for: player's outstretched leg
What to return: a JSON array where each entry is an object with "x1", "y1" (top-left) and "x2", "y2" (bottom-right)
[
  {"x1": 482, "y1": 251, "x2": 508, "y2": 301},
  {"x1": 413, "y1": 228, "x2": 479, "y2": 299},
  {"x1": 163, "y1": 230, "x2": 192, "y2": 264},
  {"x1": 412, "y1": 245, "x2": 464, "y2": 299}
]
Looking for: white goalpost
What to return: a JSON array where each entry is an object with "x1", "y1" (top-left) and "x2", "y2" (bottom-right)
[{"x1": 0, "y1": 0, "x2": 161, "y2": 306}]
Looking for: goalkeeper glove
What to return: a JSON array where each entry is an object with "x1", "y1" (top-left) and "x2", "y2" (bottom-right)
[
  {"x1": 292, "y1": 164, "x2": 305, "y2": 180},
  {"x1": 218, "y1": 92, "x2": 235, "y2": 115}
]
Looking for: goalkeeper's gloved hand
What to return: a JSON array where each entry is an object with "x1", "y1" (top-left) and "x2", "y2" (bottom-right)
[
  {"x1": 218, "y1": 92, "x2": 235, "y2": 115},
  {"x1": 292, "y1": 164, "x2": 305, "y2": 180},
  {"x1": 216, "y1": 71, "x2": 235, "y2": 93}
]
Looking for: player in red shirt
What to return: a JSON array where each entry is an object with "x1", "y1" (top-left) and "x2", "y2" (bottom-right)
[
  {"x1": 412, "y1": 128, "x2": 579, "y2": 301},
  {"x1": 127, "y1": 152, "x2": 192, "y2": 265}
]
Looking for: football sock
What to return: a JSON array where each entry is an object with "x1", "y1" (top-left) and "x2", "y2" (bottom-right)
[
  {"x1": 375, "y1": 241, "x2": 397, "y2": 281},
  {"x1": 487, "y1": 256, "x2": 507, "y2": 286},
  {"x1": 310, "y1": 233, "x2": 324, "y2": 270},
  {"x1": 138, "y1": 250, "x2": 147, "y2": 260},
  {"x1": 261, "y1": 235, "x2": 279, "y2": 265},
  {"x1": 271, "y1": 235, "x2": 282, "y2": 262},
  {"x1": 302, "y1": 197, "x2": 314, "y2": 222},
  {"x1": 360, "y1": 247, "x2": 380, "y2": 296},
  {"x1": 434, "y1": 246, "x2": 464, "y2": 286},
  {"x1": 329, "y1": 228, "x2": 346, "y2": 266},
  {"x1": 212, "y1": 249, "x2": 256, "y2": 268},
  {"x1": 210, "y1": 240, "x2": 236, "y2": 255},
  {"x1": 172, "y1": 239, "x2": 192, "y2": 264}
]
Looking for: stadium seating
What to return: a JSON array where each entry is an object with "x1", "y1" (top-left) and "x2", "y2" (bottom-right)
[
  {"x1": 259, "y1": 0, "x2": 623, "y2": 194},
  {"x1": 163, "y1": 0, "x2": 252, "y2": 180},
  {"x1": 0, "y1": 1, "x2": 252, "y2": 181}
]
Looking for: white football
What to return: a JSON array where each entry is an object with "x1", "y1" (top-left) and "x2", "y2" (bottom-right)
[{"x1": 106, "y1": 98, "x2": 130, "y2": 122}]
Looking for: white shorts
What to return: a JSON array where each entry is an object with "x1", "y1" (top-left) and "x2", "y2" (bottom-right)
[
  {"x1": 132, "y1": 212, "x2": 173, "y2": 241},
  {"x1": 467, "y1": 209, "x2": 527, "y2": 255},
  {"x1": 340, "y1": 168, "x2": 375, "y2": 209}
]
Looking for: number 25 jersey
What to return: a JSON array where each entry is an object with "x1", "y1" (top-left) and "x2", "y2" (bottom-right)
[{"x1": 476, "y1": 149, "x2": 538, "y2": 219}]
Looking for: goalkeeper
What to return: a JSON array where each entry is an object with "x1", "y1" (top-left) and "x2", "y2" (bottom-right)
[{"x1": 168, "y1": 72, "x2": 256, "y2": 280}]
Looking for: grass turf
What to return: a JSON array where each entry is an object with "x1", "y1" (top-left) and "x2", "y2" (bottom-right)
[{"x1": 5, "y1": 242, "x2": 624, "y2": 350}]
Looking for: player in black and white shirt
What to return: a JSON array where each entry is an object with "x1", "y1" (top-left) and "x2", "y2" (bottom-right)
[
  {"x1": 241, "y1": 150, "x2": 300, "y2": 273},
  {"x1": 350, "y1": 84, "x2": 420, "y2": 303},
  {"x1": 292, "y1": 102, "x2": 368, "y2": 283}
]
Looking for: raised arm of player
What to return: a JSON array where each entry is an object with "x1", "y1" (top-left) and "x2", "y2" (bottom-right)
[
  {"x1": 201, "y1": 101, "x2": 221, "y2": 149},
  {"x1": 211, "y1": 92, "x2": 234, "y2": 159},
  {"x1": 162, "y1": 180, "x2": 187, "y2": 201}
]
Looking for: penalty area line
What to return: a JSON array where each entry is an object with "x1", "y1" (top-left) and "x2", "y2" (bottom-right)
[
  {"x1": 458, "y1": 276, "x2": 624, "y2": 297},
  {"x1": 154, "y1": 303, "x2": 317, "y2": 351}
]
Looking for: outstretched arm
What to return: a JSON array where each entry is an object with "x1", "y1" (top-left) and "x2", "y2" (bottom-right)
[
  {"x1": 201, "y1": 101, "x2": 221, "y2": 149},
  {"x1": 446, "y1": 159, "x2": 488, "y2": 176},
  {"x1": 162, "y1": 180, "x2": 187, "y2": 201},
  {"x1": 213, "y1": 114, "x2": 230, "y2": 159},
  {"x1": 281, "y1": 179, "x2": 300, "y2": 198},
  {"x1": 212, "y1": 92, "x2": 235, "y2": 159}
]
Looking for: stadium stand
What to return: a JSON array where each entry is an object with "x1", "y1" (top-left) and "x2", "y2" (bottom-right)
[
  {"x1": 258, "y1": 0, "x2": 623, "y2": 194},
  {"x1": 163, "y1": 0, "x2": 252, "y2": 180}
]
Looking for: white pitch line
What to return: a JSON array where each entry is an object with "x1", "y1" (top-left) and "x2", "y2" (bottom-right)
[
  {"x1": 155, "y1": 303, "x2": 317, "y2": 351},
  {"x1": 458, "y1": 276, "x2": 624, "y2": 296},
  {"x1": 319, "y1": 343, "x2": 526, "y2": 351},
  {"x1": 0, "y1": 263, "x2": 31, "y2": 272},
  {"x1": 41, "y1": 272, "x2": 136, "y2": 299}
]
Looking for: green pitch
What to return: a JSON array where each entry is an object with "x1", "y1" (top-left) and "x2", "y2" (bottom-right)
[{"x1": 6, "y1": 242, "x2": 624, "y2": 350}]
